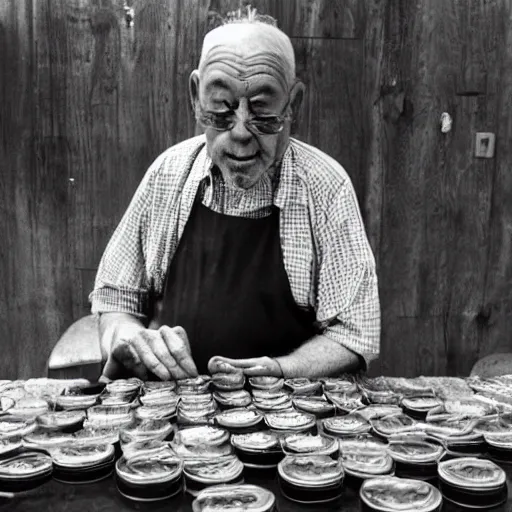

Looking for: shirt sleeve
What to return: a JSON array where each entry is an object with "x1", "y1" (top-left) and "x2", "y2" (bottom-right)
[
  {"x1": 315, "y1": 181, "x2": 381, "y2": 369},
  {"x1": 88, "y1": 157, "x2": 162, "y2": 319}
]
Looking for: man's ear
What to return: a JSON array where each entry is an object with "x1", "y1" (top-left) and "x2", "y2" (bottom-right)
[
  {"x1": 189, "y1": 70, "x2": 200, "y2": 112},
  {"x1": 289, "y1": 79, "x2": 305, "y2": 134}
]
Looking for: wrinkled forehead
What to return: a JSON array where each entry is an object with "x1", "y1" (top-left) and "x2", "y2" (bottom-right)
[{"x1": 198, "y1": 23, "x2": 296, "y2": 92}]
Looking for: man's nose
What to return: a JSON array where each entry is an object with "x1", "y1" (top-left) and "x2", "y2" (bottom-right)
[{"x1": 229, "y1": 101, "x2": 253, "y2": 142}]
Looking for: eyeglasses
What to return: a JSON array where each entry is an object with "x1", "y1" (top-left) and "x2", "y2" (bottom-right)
[{"x1": 195, "y1": 97, "x2": 292, "y2": 135}]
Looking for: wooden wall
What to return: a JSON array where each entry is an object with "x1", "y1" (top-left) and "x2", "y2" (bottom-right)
[{"x1": 1, "y1": 0, "x2": 511, "y2": 379}]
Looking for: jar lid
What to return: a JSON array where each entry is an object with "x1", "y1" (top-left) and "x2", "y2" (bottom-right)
[
  {"x1": 212, "y1": 372, "x2": 245, "y2": 390},
  {"x1": 23, "y1": 428, "x2": 74, "y2": 448},
  {"x1": 177, "y1": 376, "x2": 211, "y2": 394},
  {"x1": 360, "y1": 476, "x2": 442, "y2": 512},
  {"x1": 116, "y1": 447, "x2": 182, "y2": 484},
  {"x1": 401, "y1": 396, "x2": 443, "y2": 412},
  {"x1": 284, "y1": 378, "x2": 321, "y2": 395},
  {"x1": 37, "y1": 410, "x2": 85, "y2": 430},
  {"x1": 51, "y1": 444, "x2": 115, "y2": 468},
  {"x1": 292, "y1": 396, "x2": 335, "y2": 415},
  {"x1": 0, "y1": 452, "x2": 52, "y2": 479},
  {"x1": 281, "y1": 433, "x2": 337, "y2": 455},
  {"x1": 192, "y1": 484, "x2": 275, "y2": 512},
  {"x1": 424, "y1": 417, "x2": 480, "y2": 442},
  {"x1": 56, "y1": 394, "x2": 98, "y2": 410},
  {"x1": 387, "y1": 440, "x2": 444, "y2": 464},
  {"x1": 175, "y1": 426, "x2": 229, "y2": 446},
  {"x1": 339, "y1": 439, "x2": 392, "y2": 475},
  {"x1": 438, "y1": 457, "x2": 506, "y2": 489},
  {"x1": 278, "y1": 454, "x2": 343, "y2": 487},
  {"x1": 323, "y1": 414, "x2": 371, "y2": 435},
  {"x1": 252, "y1": 393, "x2": 292, "y2": 412},
  {"x1": 135, "y1": 404, "x2": 177, "y2": 421},
  {"x1": 184, "y1": 455, "x2": 243, "y2": 483},
  {"x1": 231, "y1": 431, "x2": 280, "y2": 452},
  {"x1": 265, "y1": 410, "x2": 316, "y2": 431},
  {"x1": 248, "y1": 376, "x2": 284, "y2": 391},
  {"x1": 215, "y1": 408, "x2": 262, "y2": 429},
  {"x1": 371, "y1": 414, "x2": 416, "y2": 436}
]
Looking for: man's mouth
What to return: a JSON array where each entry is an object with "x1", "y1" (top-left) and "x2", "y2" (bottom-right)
[{"x1": 226, "y1": 152, "x2": 259, "y2": 162}]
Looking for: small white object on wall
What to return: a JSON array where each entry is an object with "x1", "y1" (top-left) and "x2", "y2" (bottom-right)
[
  {"x1": 440, "y1": 112, "x2": 453, "y2": 133},
  {"x1": 475, "y1": 133, "x2": 496, "y2": 158}
]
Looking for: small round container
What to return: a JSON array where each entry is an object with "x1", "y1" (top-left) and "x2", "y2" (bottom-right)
[
  {"x1": 51, "y1": 444, "x2": 115, "y2": 484},
  {"x1": 231, "y1": 431, "x2": 284, "y2": 469},
  {"x1": 252, "y1": 393, "x2": 292, "y2": 412},
  {"x1": 426, "y1": 399, "x2": 495, "y2": 422},
  {"x1": 106, "y1": 378, "x2": 141, "y2": 396},
  {"x1": 142, "y1": 381, "x2": 176, "y2": 393},
  {"x1": 192, "y1": 483, "x2": 276, "y2": 512},
  {"x1": 484, "y1": 432, "x2": 512, "y2": 463},
  {"x1": 100, "y1": 392, "x2": 136, "y2": 406},
  {"x1": 387, "y1": 439, "x2": 444, "y2": 480},
  {"x1": 356, "y1": 405, "x2": 403, "y2": 421},
  {"x1": 292, "y1": 395, "x2": 335, "y2": 418},
  {"x1": 425, "y1": 418, "x2": 485, "y2": 456},
  {"x1": 437, "y1": 457, "x2": 508, "y2": 509},
  {"x1": 283, "y1": 378, "x2": 321, "y2": 396},
  {"x1": 177, "y1": 403, "x2": 217, "y2": 426},
  {"x1": 265, "y1": 410, "x2": 316, "y2": 435},
  {"x1": 324, "y1": 391, "x2": 365, "y2": 413},
  {"x1": 322, "y1": 414, "x2": 371, "y2": 437},
  {"x1": 119, "y1": 419, "x2": 173, "y2": 446},
  {"x1": 321, "y1": 378, "x2": 358, "y2": 394},
  {"x1": 180, "y1": 393, "x2": 214, "y2": 406},
  {"x1": 401, "y1": 396, "x2": 443, "y2": 420},
  {"x1": 0, "y1": 452, "x2": 53, "y2": 492},
  {"x1": 277, "y1": 454, "x2": 344, "y2": 504},
  {"x1": 135, "y1": 403, "x2": 177, "y2": 422},
  {"x1": 183, "y1": 455, "x2": 244, "y2": 496},
  {"x1": 37, "y1": 410, "x2": 85, "y2": 432},
  {"x1": 249, "y1": 376, "x2": 284, "y2": 391},
  {"x1": 0, "y1": 436, "x2": 22, "y2": 457},
  {"x1": 212, "y1": 372, "x2": 245, "y2": 391},
  {"x1": 0, "y1": 415, "x2": 37, "y2": 438},
  {"x1": 56, "y1": 393, "x2": 99, "y2": 411},
  {"x1": 139, "y1": 389, "x2": 179, "y2": 407},
  {"x1": 72, "y1": 425, "x2": 119, "y2": 446},
  {"x1": 177, "y1": 376, "x2": 211, "y2": 395},
  {"x1": 174, "y1": 425, "x2": 229, "y2": 448},
  {"x1": 116, "y1": 447, "x2": 183, "y2": 502},
  {"x1": 370, "y1": 413, "x2": 416, "y2": 439},
  {"x1": 360, "y1": 476, "x2": 443, "y2": 512},
  {"x1": 22, "y1": 428, "x2": 74, "y2": 451},
  {"x1": 215, "y1": 408, "x2": 263, "y2": 433},
  {"x1": 281, "y1": 433, "x2": 339, "y2": 458},
  {"x1": 8, "y1": 397, "x2": 49, "y2": 419},
  {"x1": 361, "y1": 388, "x2": 401, "y2": 405},
  {"x1": 86, "y1": 404, "x2": 134, "y2": 428},
  {"x1": 339, "y1": 438, "x2": 394, "y2": 488},
  {"x1": 213, "y1": 390, "x2": 252, "y2": 409}
]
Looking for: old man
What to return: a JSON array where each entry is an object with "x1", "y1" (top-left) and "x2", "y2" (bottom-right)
[{"x1": 89, "y1": 9, "x2": 380, "y2": 381}]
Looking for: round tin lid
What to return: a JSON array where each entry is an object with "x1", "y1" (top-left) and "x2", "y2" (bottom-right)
[
  {"x1": 177, "y1": 376, "x2": 211, "y2": 392},
  {"x1": 438, "y1": 457, "x2": 506, "y2": 489},
  {"x1": 0, "y1": 416, "x2": 37, "y2": 438},
  {"x1": 184, "y1": 455, "x2": 244, "y2": 483},
  {"x1": 264, "y1": 410, "x2": 315, "y2": 431},
  {"x1": 339, "y1": 439, "x2": 392, "y2": 475},
  {"x1": 356, "y1": 405, "x2": 403, "y2": 421},
  {"x1": 426, "y1": 399, "x2": 495, "y2": 421},
  {"x1": 248, "y1": 376, "x2": 284, "y2": 391},
  {"x1": 387, "y1": 440, "x2": 444, "y2": 464},
  {"x1": 215, "y1": 408, "x2": 262, "y2": 429},
  {"x1": 484, "y1": 432, "x2": 512, "y2": 448},
  {"x1": 213, "y1": 390, "x2": 252, "y2": 407},
  {"x1": 23, "y1": 428, "x2": 74, "y2": 448},
  {"x1": 139, "y1": 390, "x2": 179, "y2": 407},
  {"x1": 106, "y1": 378, "x2": 141, "y2": 395},
  {"x1": 252, "y1": 394, "x2": 292, "y2": 412},
  {"x1": 0, "y1": 436, "x2": 22, "y2": 457},
  {"x1": 212, "y1": 372, "x2": 245, "y2": 389},
  {"x1": 135, "y1": 404, "x2": 177, "y2": 421},
  {"x1": 51, "y1": 444, "x2": 115, "y2": 468},
  {"x1": 278, "y1": 454, "x2": 344, "y2": 487},
  {"x1": 283, "y1": 378, "x2": 321, "y2": 395},
  {"x1": 9, "y1": 397, "x2": 49, "y2": 418},
  {"x1": 116, "y1": 447, "x2": 182, "y2": 484},
  {"x1": 401, "y1": 396, "x2": 443, "y2": 412},
  {"x1": 0, "y1": 452, "x2": 53, "y2": 479},
  {"x1": 424, "y1": 417, "x2": 481, "y2": 442},
  {"x1": 100, "y1": 394, "x2": 134, "y2": 406},
  {"x1": 87, "y1": 404, "x2": 133, "y2": 426},
  {"x1": 292, "y1": 396, "x2": 335, "y2": 414},
  {"x1": 192, "y1": 484, "x2": 275, "y2": 512},
  {"x1": 56, "y1": 394, "x2": 98, "y2": 410},
  {"x1": 72, "y1": 425, "x2": 119, "y2": 445},
  {"x1": 281, "y1": 433, "x2": 337, "y2": 455},
  {"x1": 175, "y1": 426, "x2": 229, "y2": 446},
  {"x1": 371, "y1": 414, "x2": 416, "y2": 436},
  {"x1": 231, "y1": 431, "x2": 280, "y2": 452},
  {"x1": 143, "y1": 381, "x2": 177, "y2": 393},
  {"x1": 321, "y1": 378, "x2": 358, "y2": 394},
  {"x1": 324, "y1": 391, "x2": 364, "y2": 412},
  {"x1": 120, "y1": 419, "x2": 173, "y2": 443},
  {"x1": 323, "y1": 414, "x2": 371, "y2": 435},
  {"x1": 180, "y1": 393, "x2": 214, "y2": 405},
  {"x1": 360, "y1": 476, "x2": 442, "y2": 512},
  {"x1": 37, "y1": 410, "x2": 85, "y2": 430}
]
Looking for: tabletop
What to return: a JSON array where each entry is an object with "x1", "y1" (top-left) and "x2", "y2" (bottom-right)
[{"x1": 2, "y1": 463, "x2": 512, "y2": 512}]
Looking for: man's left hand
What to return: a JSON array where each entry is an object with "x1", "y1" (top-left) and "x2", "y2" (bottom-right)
[{"x1": 208, "y1": 356, "x2": 283, "y2": 377}]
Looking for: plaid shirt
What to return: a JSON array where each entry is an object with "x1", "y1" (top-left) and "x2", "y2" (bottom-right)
[{"x1": 89, "y1": 135, "x2": 380, "y2": 367}]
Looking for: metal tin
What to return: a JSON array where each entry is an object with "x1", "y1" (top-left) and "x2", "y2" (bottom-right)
[
  {"x1": 8, "y1": 397, "x2": 49, "y2": 419},
  {"x1": 135, "y1": 403, "x2": 177, "y2": 422},
  {"x1": 292, "y1": 395, "x2": 335, "y2": 418},
  {"x1": 252, "y1": 392, "x2": 292, "y2": 412},
  {"x1": 322, "y1": 414, "x2": 371, "y2": 437},
  {"x1": 72, "y1": 425, "x2": 119, "y2": 446},
  {"x1": 281, "y1": 433, "x2": 339, "y2": 458},
  {"x1": 437, "y1": 457, "x2": 508, "y2": 509},
  {"x1": 177, "y1": 401, "x2": 217, "y2": 426},
  {"x1": 51, "y1": 444, "x2": 115, "y2": 484},
  {"x1": 360, "y1": 476, "x2": 442, "y2": 512},
  {"x1": 264, "y1": 410, "x2": 316, "y2": 434},
  {"x1": 212, "y1": 372, "x2": 245, "y2": 391},
  {"x1": 356, "y1": 405, "x2": 403, "y2": 421},
  {"x1": 401, "y1": 396, "x2": 443, "y2": 420},
  {"x1": 484, "y1": 432, "x2": 512, "y2": 463},
  {"x1": 215, "y1": 408, "x2": 263, "y2": 432},
  {"x1": 277, "y1": 454, "x2": 344, "y2": 504},
  {"x1": 37, "y1": 410, "x2": 85, "y2": 432},
  {"x1": 213, "y1": 390, "x2": 252, "y2": 409},
  {"x1": 283, "y1": 378, "x2": 321, "y2": 396},
  {"x1": 324, "y1": 391, "x2": 365, "y2": 413},
  {"x1": 0, "y1": 416, "x2": 37, "y2": 438},
  {"x1": 192, "y1": 484, "x2": 276, "y2": 512},
  {"x1": 106, "y1": 378, "x2": 141, "y2": 396},
  {"x1": 56, "y1": 392, "x2": 99, "y2": 410},
  {"x1": 0, "y1": 436, "x2": 22, "y2": 457},
  {"x1": 386, "y1": 439, "x2": 444, "y2": 480},
  {"x1": 184, "y1": 455, "x2": 244, "y2": 496},
  {"x1": 249, "y1": 377, "x2": 284, "y2": 391},
  {"x1": 116, "y1": 446, "x2": 183, "y2": 501},
  {"x1": 139, "y1": 389, "x2": 179, "y2": 407},
  {"x1": 23, "y1": 428, "x2": 74, "y2": 451},
  {"x1": 86, "y1": 404, "x2": 134, "y2": 428},
  {"x1": 321, "y1": 378, "x2": 358, "y2": 394},
  {"x1": 231, "y1": 431, "x2": 284, "y2": 469},
  {"x1": 119, "y1": 419, "x2": 173, "y2": 445},
  {"x1": 371, "y1": 413, "x2": 416, "y2": 438},
  {"x1": 0, "y1": 396, "x2": 15, "y2": 414},
  {"x1": 142, "y1": 381, "x2": 176, "y2": 393},
  {"x1": 0, "y1": 452, "x2": 53, "y2": 492},
  {"x1": 177, "y1": 376, "x2": 211, "y2": 395}
]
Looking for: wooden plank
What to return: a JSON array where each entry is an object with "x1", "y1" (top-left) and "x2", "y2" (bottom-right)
[{"x1": 206, "y1": 0, "x2": 365, "y2": 39}]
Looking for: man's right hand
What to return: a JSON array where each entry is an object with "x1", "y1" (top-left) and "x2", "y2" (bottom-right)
[{"x1": 101, "y1": 324, "x2": 198, "y2": 381}]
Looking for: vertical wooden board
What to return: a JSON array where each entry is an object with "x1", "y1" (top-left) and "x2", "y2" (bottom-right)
[
  {"x1": 206, "y1": 0, "x2": 365, "y2": 39},
  {"x1": 293, "y1": 38, "x2": 364, "y2": 198}
]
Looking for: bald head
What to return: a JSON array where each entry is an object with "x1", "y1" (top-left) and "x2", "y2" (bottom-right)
[{"x1": 198, "y1": 22, "x2": 296, "y2": 91}]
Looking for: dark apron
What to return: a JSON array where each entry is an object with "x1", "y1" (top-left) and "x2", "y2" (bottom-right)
[{"x1": 153, "y1": 193, "x2": 318, "y2": 374}]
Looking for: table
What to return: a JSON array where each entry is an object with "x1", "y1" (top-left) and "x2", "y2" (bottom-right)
[{"x1": 3, "y1": 463, "x2": 512, "y2": 511}]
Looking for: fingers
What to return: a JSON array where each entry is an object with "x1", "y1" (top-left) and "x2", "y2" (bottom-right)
[
  {"x1": 212, "y1": 356, "x2": 263, "y2": 369},
  {"x1": 159, "y1": 326, "x2": 198, "y2": 378},
  {"x1": 208, "y1": 356, "x2": 239, "y2": 374},
  {"x1": 240, "y1": 365, "x2": 269, "y2": 376}
]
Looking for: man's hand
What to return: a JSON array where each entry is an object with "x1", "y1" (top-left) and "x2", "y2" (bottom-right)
[
  {"x1": 101, "y1": 324, "x2": 198, "y2": 381},
  {"x1": 208, "y1": 356, "x2": 283, "y2": 377}
]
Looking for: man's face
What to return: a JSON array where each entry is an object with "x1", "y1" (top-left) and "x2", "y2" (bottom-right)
[{"x1": 191, "y1": 47, "x2": 294, "y2": 190}]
